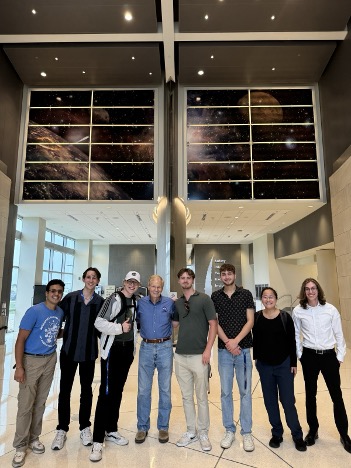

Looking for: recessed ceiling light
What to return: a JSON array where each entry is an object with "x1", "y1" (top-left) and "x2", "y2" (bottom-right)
[
  {"x1": 239, "y1": 206, "x2": 243, "y2": 209},
  {"x1": 271, "y1": 15, "x2": 275, "y2": 20},
  {"x1": 40, "y1": 72, "x2": 47, "y2": 77},
  {"x1": 54, "y1": 57, "x2": 58, "y2": 61},
  {"x1": 198, "y1": 70, "x2": 204, "y2": 75},
  {"x1": 210, "y1": 55, "x2": 214, "y2": 59},
  {"x1": 149, "y1": 72, "x2": 153, "y2": 75},
  {"x1": 32, "y1": 9, "x2": 37, "y2": 15},
  {"x1": 272, "y1": 67, "x2": 276, "y2": 71},
  {"x1": 124, "y1": 11, "x2": 133, "y2": 21},
  {"x1": 132, "y1": 56, "x2": 135, "y2": 60},
  {"x1": 82, "y1": 70, "x2": 86, "y2": 74},
  {"x1": 235, "y1": 216, "x2": 239, "y2": 219},
  {"x1": 204, "y1": 14, "x2": 209, "y2": 20},
  {"x1": 308, "y1": 205, "x2": 314, "y2": 208}
]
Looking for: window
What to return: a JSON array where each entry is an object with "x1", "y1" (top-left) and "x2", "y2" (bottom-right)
[{"x1": 42, "y1": 229, "x2": 75, "y2": 294}]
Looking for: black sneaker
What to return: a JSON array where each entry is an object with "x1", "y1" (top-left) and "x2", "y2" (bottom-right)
[
  {"x1": 304, "y1": 431, "x2": 318, "y2": 446},
  {"x1": 294, "y1": 438, "x2": 307, "y2": 452},
  {"x1": 340, "y1": 435, "x2": 351, "y2": 453},
  {"x1": 269, "y1": 435, "x2": 283, "y2": 448}
]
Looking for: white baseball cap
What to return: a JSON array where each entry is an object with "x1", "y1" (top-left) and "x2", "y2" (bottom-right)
[{"x1": 125, "y1": 271, "x2": 141, "y2": 283}]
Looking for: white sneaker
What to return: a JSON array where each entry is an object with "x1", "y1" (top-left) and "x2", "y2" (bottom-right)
[
  {"x1": 51, "y1": 430, "x2": 67, "y2": 450},
  {"x1": 199, "y1": 432, "x2": 212, "y2": 451},
  {"x1": 243, "y1": 434, "x2": 255, "y2": 452},
  {"x1": 105, "y1": 431, "x2": 129, "y2": 446},
  {"x1": 12, "y1": 451, "x2": 26, "y2": 468},
  {"x1": 80, "y1": 427, "x2": 93, "y2": 446},
  {"x1": 29, "y1": 439, "x2": 45, "y2": 454},
  {"x1": 176, "y1": 432, "x2": 198, "y2": 447},
  {"x1": 89, "y1": 442, "x2": 103, "y2": 462},
  {"x1": 221, "y1": 431, "x2": 235, "y2": 449}
]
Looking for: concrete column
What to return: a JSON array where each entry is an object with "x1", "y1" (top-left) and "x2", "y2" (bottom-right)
[
  {"x1": 72, "y1": 239, "x2": 93, "y2": 290},
  {"x1": 15, "y1": 217, "x2": 46, "y2": 327},
  {"x1": 316, "y1": 249, "x2": 340, "y2": 310},
  {"x1": 156, "y1": 197, "x2": 171, "y2": 293}
]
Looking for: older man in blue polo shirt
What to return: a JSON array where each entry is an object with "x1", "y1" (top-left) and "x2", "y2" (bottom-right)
[{"x1": 135, "y1": 274, "x2": 177, "y2": 445}]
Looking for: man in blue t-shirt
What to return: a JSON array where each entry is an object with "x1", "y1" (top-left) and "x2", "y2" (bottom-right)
[{"x1": 12, "y1": 279, "x2": 65, "y2": 468}]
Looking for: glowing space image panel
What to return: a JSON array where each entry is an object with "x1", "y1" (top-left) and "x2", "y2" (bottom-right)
[
  {"x1": 30, "y1": 91, "x2": 92, "y2": 107},
  {"x1": 188, "y1": 162, "x2": 251, "y2": 181},
  {"x1": 253, "y1": 162, "x2": 319, "y2": 180},
  {"x1": 92, "y1": 107, "x2": 154, "y2": 125},
  {"x1": 252, "y1": 143, "x2": 316, "y2": 161},
  {"x1": 188, "y1": 144, "x2": 251, "y2": 162},
  {"x1": 89, "y1": 182, "x2": 154, "y2": 200},
  {"x1": 91, "y1": 163, "x2": 154, "y2": 181},
  {"x1": 23, "y1": 182, "x2": 89, "y2": 200},
  {"x1": 26, "y1": 144, "x2": 90, "y2": 162},
  {"x1": 93, "y1": 90, "x2": 154, "y2": 107},
  {"x1": 188, "y1": 181, "x2": 252, "y2": 200},
  {"x1": 254, "y1": 181, "x2": 320, "y2": 199},
  {"x1": 24, "y1": 163, "x2": 89, "y2": 181},
  {"x1": 91, "y1": 144, "x2": 154, "y2": 162}
]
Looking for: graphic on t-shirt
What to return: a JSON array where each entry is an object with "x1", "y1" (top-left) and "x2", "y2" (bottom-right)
[{"x1": 40, "y1": 316, "x2": 61, "y2": 347}]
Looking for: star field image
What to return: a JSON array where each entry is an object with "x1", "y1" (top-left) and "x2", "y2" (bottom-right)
[
  {"x1": 187, "y1": 88, "x2": 319, "y2": 200},
  {"x1": 24, "y1": 90, "x2": 155, "y2": 201}
]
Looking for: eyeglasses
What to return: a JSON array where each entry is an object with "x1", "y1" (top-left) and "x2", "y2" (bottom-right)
[
  {"x1": 126, "y1": 280, "x2": 139, "y2": 286},
  {"x1": 48, "y1": 289, "x2": 64, "y2": 294},
  {"x1": 183, "y1": 300, "x2": 190, "y2": 318},
  {"x1": 305, "y1": 287, "x2": 317, "y2": 292}
]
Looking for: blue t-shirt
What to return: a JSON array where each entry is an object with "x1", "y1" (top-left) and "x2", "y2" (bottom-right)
[{"x1": 20, "y1": 302, "x2": 64, "y2": 355}]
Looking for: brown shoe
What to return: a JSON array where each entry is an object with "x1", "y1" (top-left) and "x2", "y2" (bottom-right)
[
  {"x1": 158, "y1": 430, "x2": 169, "y2": 443},
  {"x1": 135, "y1": 430, "x2": 148, "y2": 444}
]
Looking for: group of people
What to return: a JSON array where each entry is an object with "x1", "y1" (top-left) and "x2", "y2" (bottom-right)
[{"x1": 10, "y1": 264, "x2": 351, "y2": 467}]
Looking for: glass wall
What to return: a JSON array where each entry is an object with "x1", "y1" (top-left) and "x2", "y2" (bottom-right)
[
  {"x1": 23, "y1": 89, "x2": 155, "y2": 201},
  {"x1": 186, "y1": 88, "x2": 320, "y2": 200}
]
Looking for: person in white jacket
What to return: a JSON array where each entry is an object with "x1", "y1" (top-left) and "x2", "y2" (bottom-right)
[{"x1": 89, "y1": 271, "x2": 140, "y2": 462}]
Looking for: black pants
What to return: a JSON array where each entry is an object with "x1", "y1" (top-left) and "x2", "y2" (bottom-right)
[
  {"x1": 93, "y1": 340, "x2": 134, "y2": 443},
  {"x1": 300, "y1": 348, "x2": 348, "y2": 437},
  {"x1": 57, "y1": 350, "x2": 96, "y2": 432}
]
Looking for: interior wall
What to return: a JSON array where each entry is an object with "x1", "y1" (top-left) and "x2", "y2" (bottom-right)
[
  {"x1": 193, "y1": 244, "x2": 242, "y2": 295},
  {"x1": 108, "y1": 244, "x2": 155, "y2": 289}
]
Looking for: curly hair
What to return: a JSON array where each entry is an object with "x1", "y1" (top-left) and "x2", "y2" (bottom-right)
[{"x1": 298, "y1": 278, "x2": 326, "y2": 309}]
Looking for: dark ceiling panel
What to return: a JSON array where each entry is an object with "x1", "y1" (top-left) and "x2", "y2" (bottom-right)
[
  {"x1": 4, "y1": 45, "x2": 162, "y2": 86},
  {"x1": 0, "y1": 0, "x2": 158, "y2": 34},
  {"x1": 179, "y1": 0, "x2": 351, "y2": 33},
  {"x1": 178, "y1": 42, "x2": 336, "y2": 85}
]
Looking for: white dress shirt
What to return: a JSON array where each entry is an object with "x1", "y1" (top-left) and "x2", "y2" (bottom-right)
[{"x1": 292, "y1": 302, "x2": 346, "y2": 362}]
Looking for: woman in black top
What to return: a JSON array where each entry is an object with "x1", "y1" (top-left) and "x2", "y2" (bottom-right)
[{"x1": 253, "y1": 287, "x2": 306, "y2": 452}]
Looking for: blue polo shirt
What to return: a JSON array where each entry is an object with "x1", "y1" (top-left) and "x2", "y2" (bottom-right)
[
  {"x1": 137, "y1": 295, "x2": 175, "y2": 340},
  {"x1": 20, "y1": 302, "x2": 64, "y2": 355}
]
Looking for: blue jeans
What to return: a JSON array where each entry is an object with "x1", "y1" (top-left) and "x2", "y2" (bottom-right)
[
  {"x1": 137, "y1": 339, "x2": 173, "y2": 431},
  {"x1": 218, "y1": 347, "x2": 252, "y2": 435},
  {"x1": 256, "y1": 356, "x2": 303, "y2": 439}
]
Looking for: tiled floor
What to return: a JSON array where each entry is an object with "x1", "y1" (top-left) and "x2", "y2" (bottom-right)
[{"x1": 0, "y1": 331, "x2": 350, "y2": 467}]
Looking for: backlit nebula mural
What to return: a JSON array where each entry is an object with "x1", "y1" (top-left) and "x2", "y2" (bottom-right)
[
  {"x1": 187, "y1": 89, "x2": 320, "y2": 200},
  {"x1": 23, "y1": 90, "x2": 155, "y2": 201}
]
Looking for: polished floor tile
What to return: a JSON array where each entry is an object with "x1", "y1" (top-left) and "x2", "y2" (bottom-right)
[{"x1": 1, "y1": 331, "x2": 350, "y2": 467}]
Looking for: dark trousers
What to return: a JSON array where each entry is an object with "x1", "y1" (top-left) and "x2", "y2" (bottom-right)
[
  {"x1": 300, "y1": 348, "x2": 348, "y2": 437},
  {"x1": 57, "y1": 350, "x2": 96, "y2": 432},
  {"x1": 256, "y1": 356, "x2": 303, "y2": 439},
  {"x1": 93, "y1": 341, "x2": 134, "y2": 443}
]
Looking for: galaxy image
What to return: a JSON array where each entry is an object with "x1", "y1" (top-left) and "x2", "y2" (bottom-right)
[
  {"x1": 187, "y1": 88, "x2": 319, "y2": 201},
  {"x1": 24, "y1": 90, "x2": 155, "y2": 201}
]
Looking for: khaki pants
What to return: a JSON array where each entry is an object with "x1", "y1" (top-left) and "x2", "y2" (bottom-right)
[
  {"x1": 13, "y1": 352, "x2": 57, "y2": 450},
  {"x1": 174, "y1": 353, "x2": 210, "y2": 434}
]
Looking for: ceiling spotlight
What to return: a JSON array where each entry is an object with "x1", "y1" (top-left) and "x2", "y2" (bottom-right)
[
  {"x1": 132, "y1": 56, "x2": 135, "y2": 60},
  {"x1": 32, "y1": 9, "x2": 37, "y2": 15},
  {"x1": 40, "y1": 72, "x2": 47, "y2": 77},
  {"x1": 124, "y1": 11, "x2": 133, "y2": 21},
  {"x1": 210, "y1": 55, "x2": 214, "y2": 59},
  {"x1": 54, "y1": 57, "x2": 58, "y2": 61},
  {"x1": 272, "y1": 67, "x2": 276, "y2": 71},
  {"x1": 271, "y1": 15, "x2": 275, "y2": 20},
  {"x1": 198, "y1": 70, "x2": 204, "y2": 75},
  {"x1": 239, "y1": 206, "x2": 243, "y2": 209},
  {"x1": 308, "y1": 205, "x2": 314, "y2": 208},
  {"x1": 82, "y1": 70, "x2": 86, "y2": 74},
  {"x1": 204, "y1": 14, "x2": 209, "y2": 20}
]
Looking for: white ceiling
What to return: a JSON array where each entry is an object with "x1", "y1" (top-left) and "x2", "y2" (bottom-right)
[{"x1": 3, "y1": 1, "x2": 349, "y2": 246}]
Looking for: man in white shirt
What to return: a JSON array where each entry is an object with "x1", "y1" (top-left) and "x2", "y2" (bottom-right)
[{"x1": 292, "y1": 278, "x2": 351, "y2": 454}]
